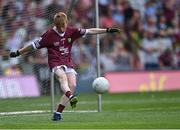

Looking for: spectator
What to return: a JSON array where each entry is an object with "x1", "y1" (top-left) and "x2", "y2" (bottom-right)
[
  {"x1": 123, "y1": 0, "x2": 134, "y2": 28},
  {"x1": 139, "y1": 31, "x2": 161, "y2": 70},
  {"x1": 4, "y1": 63, "x2": 22, "y2": 76},
  {"x1": 100, "y1": 6, "x2": 114, "y2": 27},
  {"x1": 162, "y1": 0, "x2": 176, "y2": 27},
  {"x1": 159, "y1": 49, "x2": 176, "y2": 69},
  {"x1": 143, "y1": 16, "x2": 158, "y2": 35},
  {"x1": 112, "y1": 42, "x2": 134, "y2": 71},
  {"x1": 45, "y1": 0, "x2": 63, "y2": 24},
  {"x1": 0, "y1": 0, "x2": 179, "y2": 79}
]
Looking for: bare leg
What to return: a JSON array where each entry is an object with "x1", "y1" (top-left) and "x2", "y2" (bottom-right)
[
  {"x1": 54, "y1": 68, "x2": 71, "y2": 94},
  {"x1": 53, "y1": 70, "x2": 77, "y2": 121},
  {"x1": 59, "y1": 73, "x2": 76, "y2": 106}
]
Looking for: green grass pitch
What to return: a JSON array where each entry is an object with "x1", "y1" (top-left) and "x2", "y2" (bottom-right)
[{"x1": 0, "y1": 91, "x2": 180, "y2": 129}]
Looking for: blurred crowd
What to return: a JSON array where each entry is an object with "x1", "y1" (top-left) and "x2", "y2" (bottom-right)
[{"x1": 0, "y1": 0, "x2": 180, "y2": 78}]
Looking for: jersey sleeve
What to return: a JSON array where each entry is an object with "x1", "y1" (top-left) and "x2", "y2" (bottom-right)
[
  {"x1": 32, "y1": 32, "x2": 49, "y2": 49},
  {"x1": 71, "y1": 28, "x2": 86, "y2": 41}
]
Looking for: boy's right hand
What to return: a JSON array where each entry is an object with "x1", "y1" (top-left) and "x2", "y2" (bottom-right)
[{"x1": 10, "y1": 50, "x2": 20, "y2": 58}]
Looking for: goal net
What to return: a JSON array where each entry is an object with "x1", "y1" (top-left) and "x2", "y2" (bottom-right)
[{"x1": 0, "y1": 0, "x2": 101, "y2": 115}]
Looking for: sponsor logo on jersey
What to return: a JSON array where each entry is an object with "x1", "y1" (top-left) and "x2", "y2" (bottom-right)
[
  {"x1": 60, "y1": 38, "x2": 65, "y2": 41},
  {"x1": 59, "y1": 46, "x2": 69, "y2": 55},
  {"x1": 54, "y1": 42, "x2": 59, "y2": 46}
]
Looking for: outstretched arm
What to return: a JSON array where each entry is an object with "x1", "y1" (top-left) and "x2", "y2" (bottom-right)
[
  {"x1": 9, "y1": 44, "x2": 35, "y2": 58},
  {"x1": 86, "y1": 28, "x2": 121, "y2": 35}
]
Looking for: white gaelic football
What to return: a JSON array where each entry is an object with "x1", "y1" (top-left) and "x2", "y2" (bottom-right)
[{"x1": 92, "y1": 77, "x2": 110, "y2": 94}]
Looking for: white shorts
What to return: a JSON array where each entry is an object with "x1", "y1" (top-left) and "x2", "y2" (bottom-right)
[{"x1": 52, "y1": 65, "x2": 77, "y2": 75}]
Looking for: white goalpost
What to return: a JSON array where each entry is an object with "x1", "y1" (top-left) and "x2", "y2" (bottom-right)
[{"x1": 95, "y1": 0, "x2": 102, "y2": 113}]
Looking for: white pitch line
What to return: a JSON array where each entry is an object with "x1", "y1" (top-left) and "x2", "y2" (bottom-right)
[
  {"x1": 0, "y1": 110, "x2": 98, "y2": 116},
  {"x1": 64, "y1": 110, "x2": 98, "y2": 113},
  {"x1": 117, "y1": 106, "x2": 180, "y2": 112},
  {"x1": 0, "y1": 110, "x2": 50, "y2": 116}
]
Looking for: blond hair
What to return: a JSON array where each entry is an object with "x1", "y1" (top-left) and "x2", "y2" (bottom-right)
[{"x1": 53, "y1": 12, "x2": 68, "y2": 26}]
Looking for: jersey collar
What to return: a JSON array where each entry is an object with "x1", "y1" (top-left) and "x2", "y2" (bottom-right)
[{"x1": 53, "y1": 26, "x2": 65, "y2": 37}]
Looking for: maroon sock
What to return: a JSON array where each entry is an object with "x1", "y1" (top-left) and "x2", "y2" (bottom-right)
[
  {"x1": 65, "y1": 91, "x2": 72, "y2": 98},
  {"x1": 56, "y1": 104, "x2": 65, "y2": 113}
]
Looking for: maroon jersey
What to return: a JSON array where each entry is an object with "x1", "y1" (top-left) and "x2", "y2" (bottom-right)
[{"x1": 33, "y1": 26, "x2": 86, "y2": 69}]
